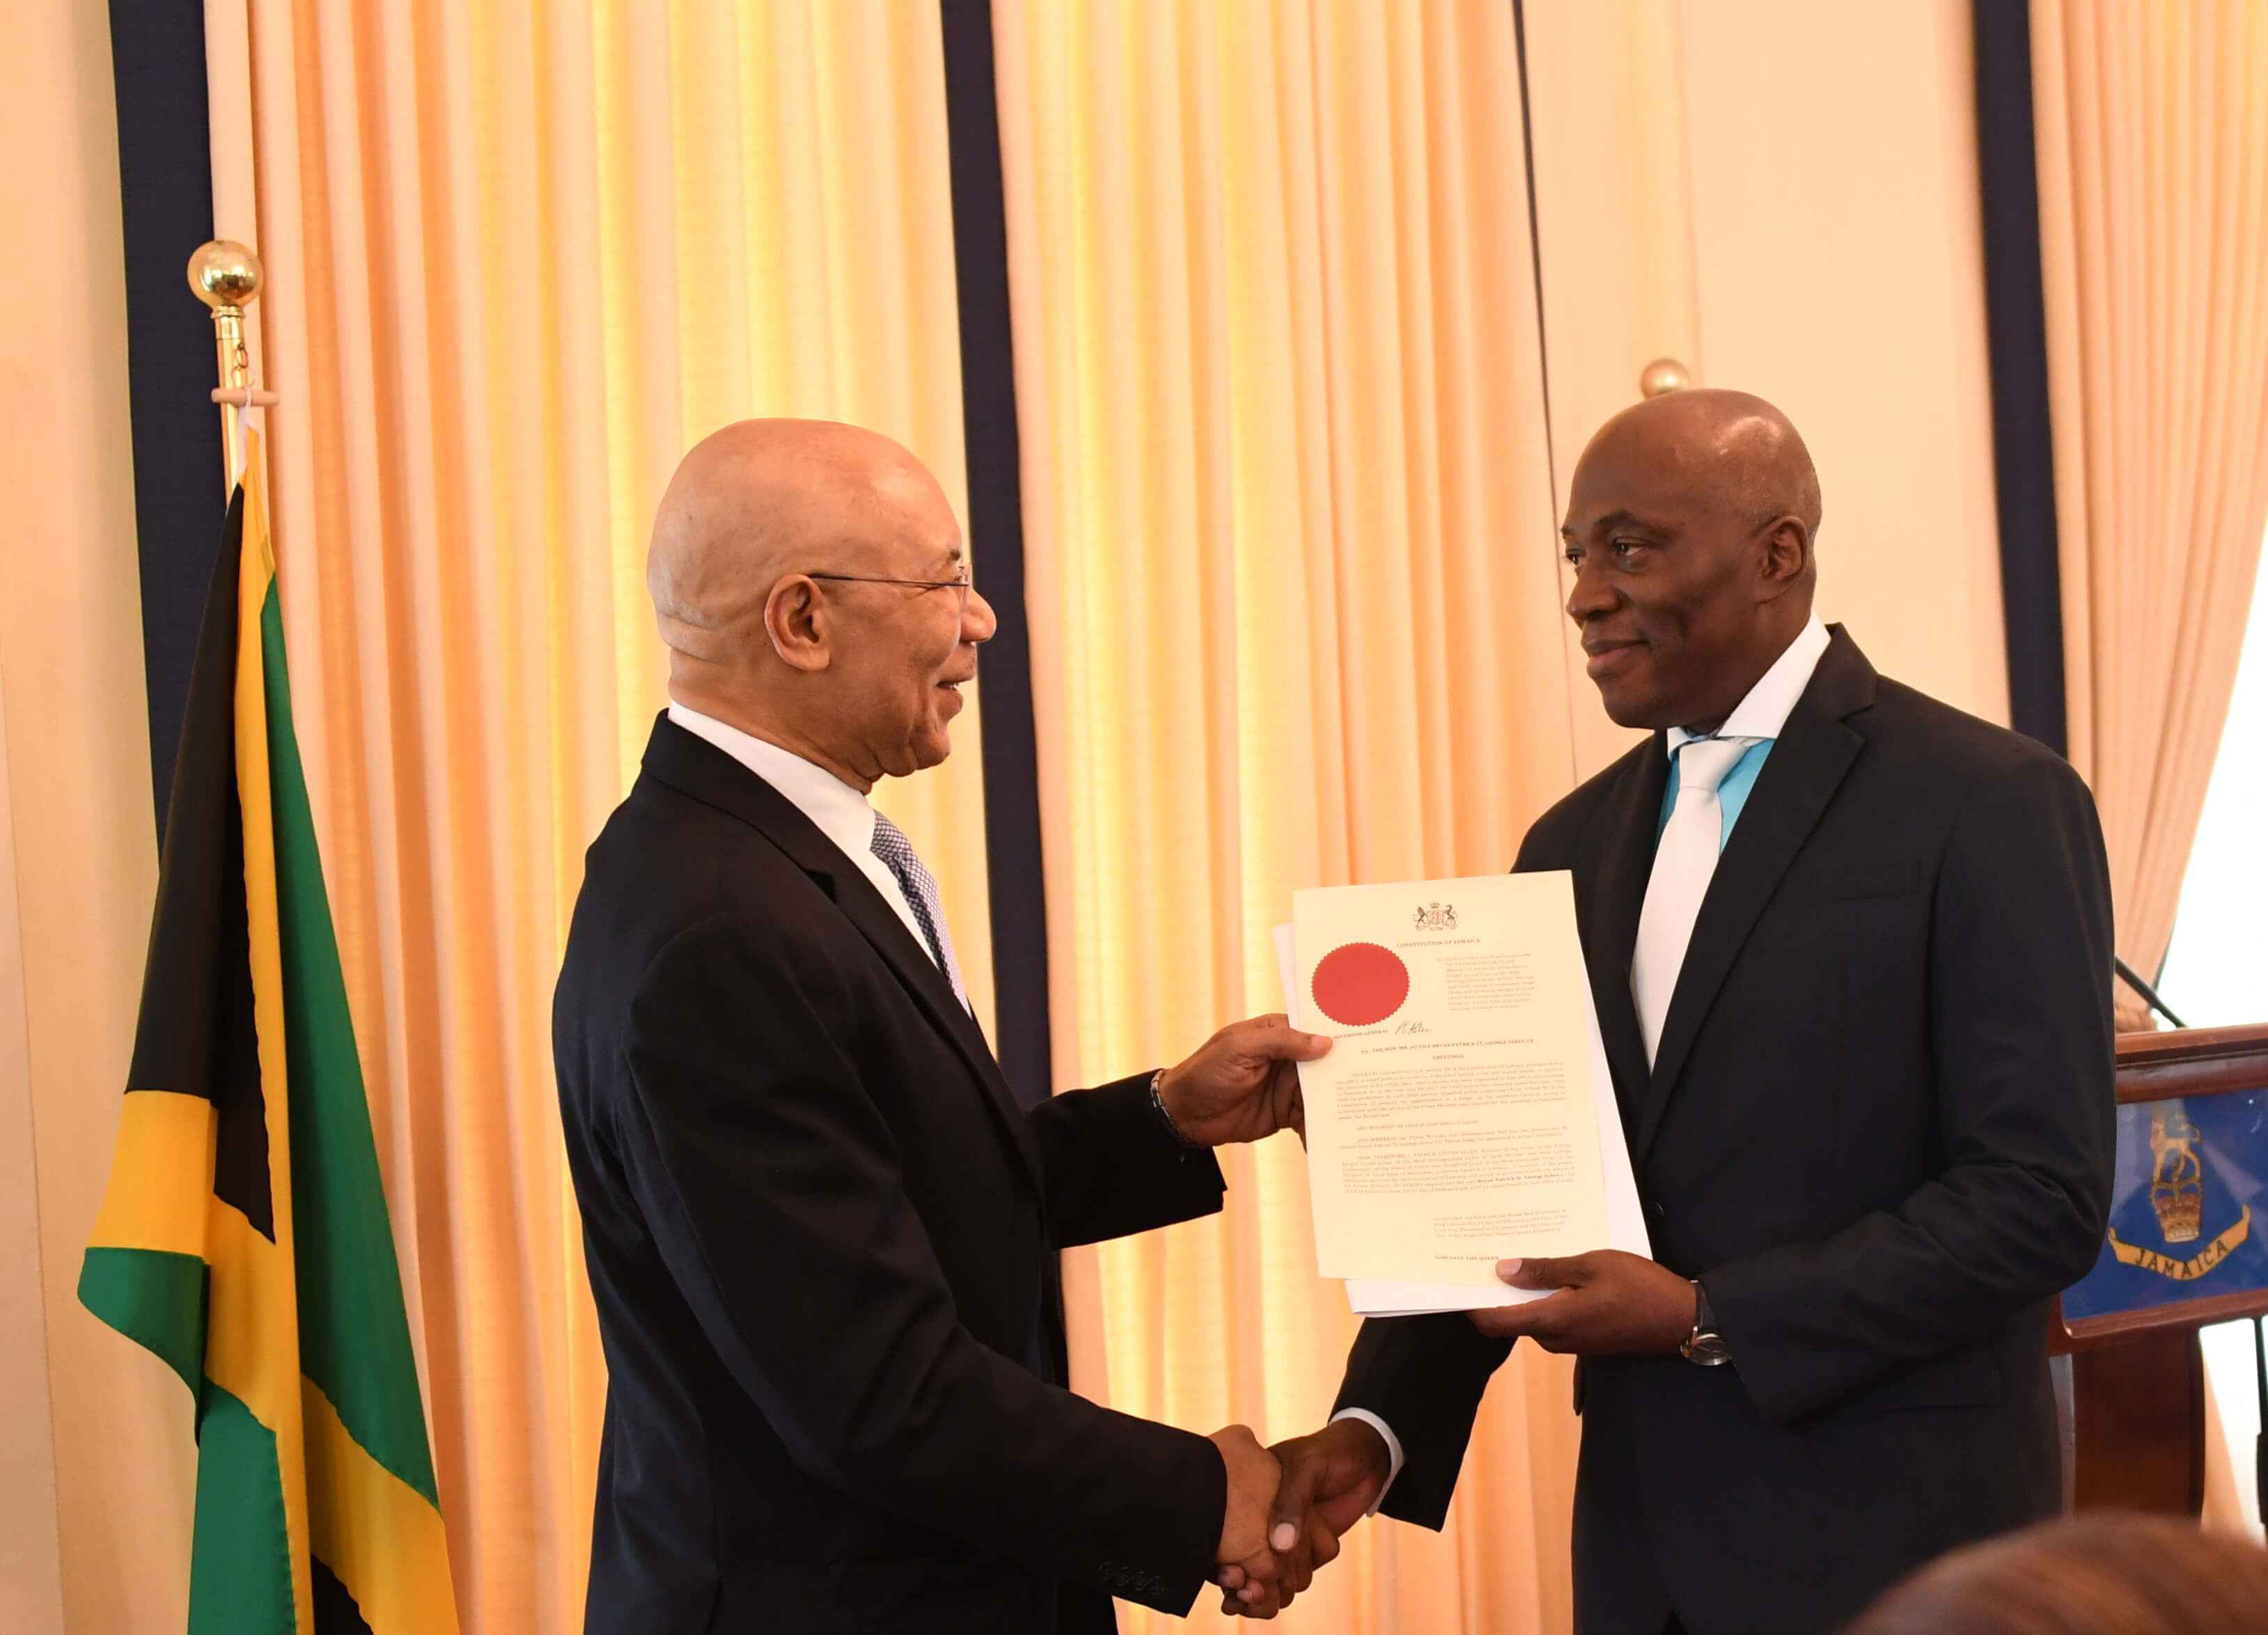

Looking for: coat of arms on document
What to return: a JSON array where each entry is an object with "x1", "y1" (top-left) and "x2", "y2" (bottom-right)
[{"x1": 1412, "y1": 902, "x2": 1457, "y2": 932}]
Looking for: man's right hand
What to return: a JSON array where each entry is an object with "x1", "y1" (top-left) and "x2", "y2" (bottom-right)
[
  {"x1": 1213, "y1": 1418, "x2": 1391, "y2": 1617},
  {"x1": 1210, "y1": 1425, "x2": 1284, "y2": 1609},
  {"x1": 1217, "y1": 1417, "x2": 1392, "y2": 1616}
]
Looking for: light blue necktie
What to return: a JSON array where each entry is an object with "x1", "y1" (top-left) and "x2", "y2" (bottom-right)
[{"x1": 868, "y1": 811, "x2": 970, "y2": 1010}]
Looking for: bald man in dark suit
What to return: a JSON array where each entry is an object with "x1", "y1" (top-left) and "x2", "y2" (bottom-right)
[
  {"x1": 555, "y1": 419, "x2": 1327, "y2": 1634},
  {"x1": 1248, "y1": 392, "x2": 2116, "y2": 1634}
]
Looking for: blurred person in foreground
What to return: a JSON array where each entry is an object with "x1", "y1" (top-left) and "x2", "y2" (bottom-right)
[
  {"x1": 553, "y1": 418, "x2": 1328, "y2": 1634},
  {"x1": 1237, "y1": 390, "x2": 2118, "y2": 1631},
  {"x1": 1843, "y1": 1512, "x2": 2268, "y2": 1635}
]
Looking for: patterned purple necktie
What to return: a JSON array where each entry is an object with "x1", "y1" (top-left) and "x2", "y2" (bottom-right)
[{"x1": 869, "y1": 810, "x2": 970, "y2": 1010}]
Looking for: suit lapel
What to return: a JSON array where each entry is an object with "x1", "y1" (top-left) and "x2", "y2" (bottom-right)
[
  {"x1": 639, "y1": 715, "x2": 1046, "y2": 1194},
  {"x1": 1632, "y1": 631, "x2": 1877, "y2": 1161},
  {"x1": 1581, "y1": 741, "x2": 1669, "y2": 1136},
  {"x1": 836, "y1": 887, "x2": 1049, "y2": 1187}
]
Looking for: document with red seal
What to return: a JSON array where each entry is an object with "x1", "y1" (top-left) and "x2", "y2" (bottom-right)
[{"x1": 1281, "y1": 872, "x2": 1649, "y2": 1313}]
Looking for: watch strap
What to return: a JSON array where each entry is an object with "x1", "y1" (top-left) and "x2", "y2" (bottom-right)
[{"x1": 1682, "y1": 1279, "x2": 1731, "y2": 1366}]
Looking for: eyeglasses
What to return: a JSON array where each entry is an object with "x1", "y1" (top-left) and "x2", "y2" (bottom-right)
[{"x1": 805, "y1": 567, "x2": 973, "y2": 614}]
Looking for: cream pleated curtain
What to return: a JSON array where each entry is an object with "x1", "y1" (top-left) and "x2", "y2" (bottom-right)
[
  {"x1": 993, "y1": 1, "x2": 1583, "y2": 1629},
  {"x1": 2031, "y1": 0, "x2": 2268, "y2": 1016},
  {"x1": 225, "y1": 2, "x2": 993, "y2": 1630}
]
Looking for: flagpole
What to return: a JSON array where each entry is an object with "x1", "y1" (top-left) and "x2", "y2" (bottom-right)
[{"x1": 187, "y1": 240, "x2": 271, "y2": 491}]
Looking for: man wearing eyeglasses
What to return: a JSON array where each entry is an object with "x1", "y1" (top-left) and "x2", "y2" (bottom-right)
[{"x1": 553, "y1": 418, "x2": 1323, "y2": 1635}]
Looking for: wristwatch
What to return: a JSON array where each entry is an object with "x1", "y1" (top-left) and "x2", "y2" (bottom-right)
[{"x1": 1681, "y1": 1280, "x2": 1731, "y2": 1366}]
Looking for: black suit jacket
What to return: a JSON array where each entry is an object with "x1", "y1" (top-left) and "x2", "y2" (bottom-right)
[
  {"x1": 555, "y1": 717, "x2": 1232, "y2": 1634},
  {"x1": 1334, "y1": 629, "x2": 2116, "y2": 1635}
]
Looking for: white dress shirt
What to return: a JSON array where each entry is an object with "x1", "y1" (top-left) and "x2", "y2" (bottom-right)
[
  {"x1": 666, "y1": 703, "x2": 941, "y2": 972},
  {"x1": 1665, "y1": 615, "x2": 1830, "y2": 764}
]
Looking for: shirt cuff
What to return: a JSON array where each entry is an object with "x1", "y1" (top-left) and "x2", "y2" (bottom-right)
[{"x1": 1328, "y1": 1408, "x2": 1405, "y2": 1515}]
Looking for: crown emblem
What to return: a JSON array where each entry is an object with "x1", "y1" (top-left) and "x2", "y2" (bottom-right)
[
  {"x1": 1413, "y1": 902, "x2": 1457, "y2": 932},
  {"x1": 2149, "y1": 1105, "x2": 2205, "y2": 1245}
]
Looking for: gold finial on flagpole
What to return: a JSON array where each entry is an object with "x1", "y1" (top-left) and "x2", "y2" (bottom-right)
[
  {"x1": 1639, "y1": 357, "x2": 1693, "y2": 398},
  {"x1": 189, "y1": 241, "x2": 264, "y2": 492}
]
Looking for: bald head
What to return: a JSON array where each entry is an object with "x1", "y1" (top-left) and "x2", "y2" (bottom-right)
[
  {"x1": 1588, "y1": 388, "x2": 1822, "y2": 543},
  {"x1": 647, "y1": 418, "x2": 948, "y2": 664},
  {"x1": 644, "y1": 418, "x2": 993, "y2": 790},
  {"x1": 1561, "y1": 389, "x2": 1822, "y2": 732}
]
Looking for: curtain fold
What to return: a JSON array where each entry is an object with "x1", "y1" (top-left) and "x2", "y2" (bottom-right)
[
  {"x1": 2030, "y1": 0, "x2": 2268, "y2": 1015},
  {"x1": 233, "y1": 3, "x2": 990, "y2": 1629},
  {"x1": 992, "y1": 1, "x2": 1580, "y2": 1628}
]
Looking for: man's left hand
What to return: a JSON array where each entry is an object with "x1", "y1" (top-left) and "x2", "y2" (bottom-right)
[
  {"x1": 1159, "y1": 1015, "x2": 1331, "y2": 1147},
  {"x1": 1471, "y1": 1250, "x2": 1696, "y2": 1353}
]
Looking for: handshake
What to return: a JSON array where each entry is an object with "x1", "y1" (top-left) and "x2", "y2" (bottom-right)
[
  {"x1": 1196, "y1": 1246, "x2": 1703, "y2": 1616},
  {"x1": 1205, "y1": 1417, "x2": 1396, "y2": 1619}
]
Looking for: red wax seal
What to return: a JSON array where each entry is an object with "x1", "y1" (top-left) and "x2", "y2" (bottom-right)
[{"x1": 1310, "y1": 942, "x2": 1410, "y2": 1027}]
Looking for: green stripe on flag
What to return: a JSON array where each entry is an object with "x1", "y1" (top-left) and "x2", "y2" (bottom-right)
[
  {"x1": 188, "y1": 1384, "x2": 297, "y2": 1635},
  {"x1": 259, "y1": 581, "x2": 440, "y2": 1508},
  {"x1": 77, "y1": 1246, "x2": 208, "y2": 1398}
]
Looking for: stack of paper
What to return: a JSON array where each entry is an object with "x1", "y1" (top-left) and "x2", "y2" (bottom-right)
[{"x1": 1273, "y1": 872, "x2": 1651, "y2": 1317}]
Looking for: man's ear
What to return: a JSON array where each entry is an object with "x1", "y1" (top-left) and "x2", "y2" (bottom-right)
[
  {"x1": 763, "y1": 576, "x2": 834, "y2": 673},
  {"x1": 1757, "y1": 515, "x2": 1812, "y2": 595}
]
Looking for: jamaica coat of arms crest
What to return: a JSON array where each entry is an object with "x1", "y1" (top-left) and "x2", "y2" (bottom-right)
[{"x1": 2102, "y1": 1103, "x2": 2253, "y2": 1281}]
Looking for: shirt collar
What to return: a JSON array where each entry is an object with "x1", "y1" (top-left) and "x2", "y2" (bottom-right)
[
  {"x1": 666, "y1": 703, "x2": 878, "y2": 863},
  {"x1": 1666, "y1": 616, "x2": 1831, "y2": 755}
]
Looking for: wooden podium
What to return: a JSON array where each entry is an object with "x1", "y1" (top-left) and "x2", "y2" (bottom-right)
[{"x1": 2056, "y1": 1024, "x2": 2268, "y2": 1514}]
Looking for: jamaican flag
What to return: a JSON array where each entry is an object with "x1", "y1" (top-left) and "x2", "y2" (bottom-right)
[{"x1": 79, "y1": 429, "x2": 457, "y2": 1635}]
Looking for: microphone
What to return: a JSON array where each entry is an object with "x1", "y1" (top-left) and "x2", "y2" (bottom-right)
[{"x1": 2113, "y1": 956, "x2": 2187, "y2": 1030}]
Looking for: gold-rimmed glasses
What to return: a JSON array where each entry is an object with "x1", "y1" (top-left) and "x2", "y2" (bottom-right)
[{"x1": 805, "y1": 566, "x2": 972, "y2": 615}]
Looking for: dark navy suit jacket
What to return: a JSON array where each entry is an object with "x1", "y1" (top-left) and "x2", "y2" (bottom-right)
[
  {"x1": 555, "y1": 717, "x2": 1230, "y2": 1634},
  {"x1": 1336, "y1": 629, "x2": 2117, "y2": 1635}
]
